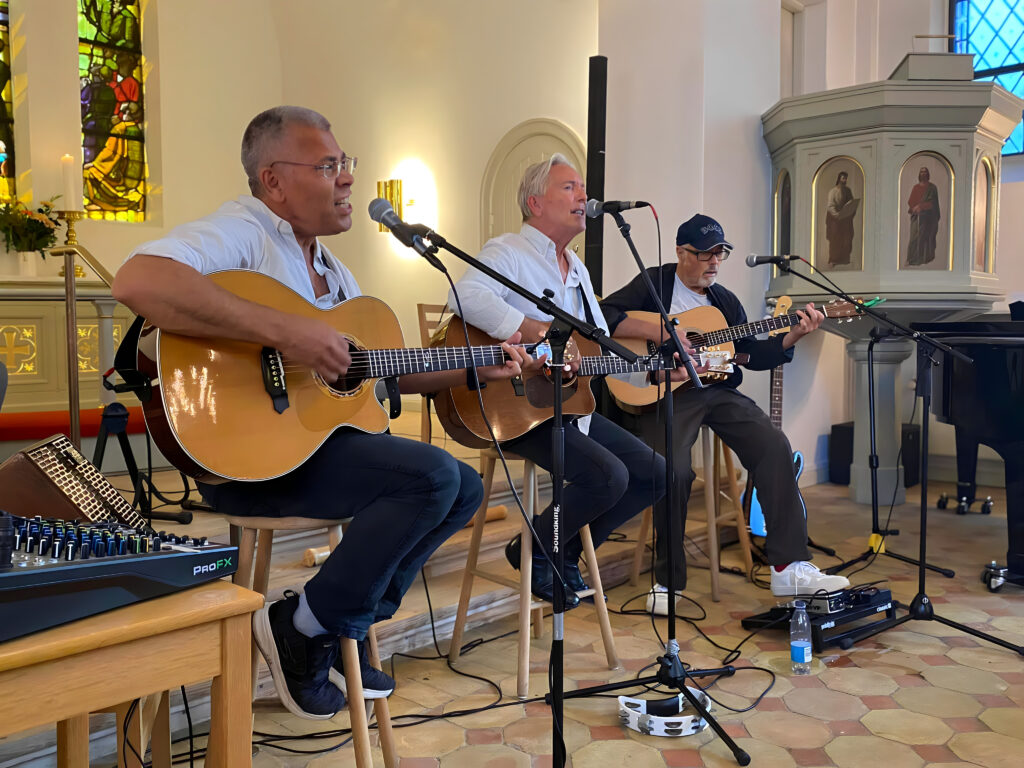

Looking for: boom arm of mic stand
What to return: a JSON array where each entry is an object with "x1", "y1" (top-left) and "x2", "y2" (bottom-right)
[
  {"x1": 421, "y1": 228, "x2": 638, "y2": 363},
  {"x1": 775, "y1": 262, "x2": 971, "y2": 364}
]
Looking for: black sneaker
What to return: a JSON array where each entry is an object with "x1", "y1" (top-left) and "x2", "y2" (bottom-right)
[
  {"x1": 329, "y1": 638, "x2": 396, "y2": 699},
  {"x1": 253, "y1": 591, "x2": 346, "y2": 720}
]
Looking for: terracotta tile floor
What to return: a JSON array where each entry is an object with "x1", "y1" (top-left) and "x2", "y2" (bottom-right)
[{"x1": 184, "y1": 474, "x2": 1024, "y2": 767}]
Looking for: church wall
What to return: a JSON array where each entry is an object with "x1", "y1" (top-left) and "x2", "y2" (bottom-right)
[{"x1": 267, "y1": 0, "x2": 599, "y2": 349}]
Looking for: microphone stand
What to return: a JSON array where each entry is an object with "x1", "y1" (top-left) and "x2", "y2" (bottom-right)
[
  {"x1": 764, "y1": 261, "x2": 1022, "y2": 656},
  {"x1": 765, "y1": 262, "x2": 949, "y2": 578},
  {"x1": 556, "y1": 212, "x2": 751, "y2": 767},
  {"x1": 416, "y1": 227, "x2": 641, "y2": 767}
]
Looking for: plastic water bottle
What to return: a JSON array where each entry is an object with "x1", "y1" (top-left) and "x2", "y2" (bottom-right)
[{"x1": 790, "y1": 600, "x2": 812, "y2": 675}]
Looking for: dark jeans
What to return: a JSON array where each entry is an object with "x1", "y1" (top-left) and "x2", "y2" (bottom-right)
[
  {"x1": 200, "y1": 430, "x2": 482, "y2": 640},
  {"x1": 504, "y1": 412, "x2": 666, "y2": 563},
  {"x1": 637, "y1": 385, "x2": 811, "y2": 588}
]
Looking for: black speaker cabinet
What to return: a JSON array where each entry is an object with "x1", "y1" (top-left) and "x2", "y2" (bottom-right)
[
  {"x1": 829, "y1": 422, "x2": 855, "y2": 485},
  {"x1": 829, "y1": 421, "x2": 921, "y2": 488}
]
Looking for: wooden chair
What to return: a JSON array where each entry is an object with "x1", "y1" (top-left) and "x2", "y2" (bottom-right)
[
  {"x1": 226, "y1": 515, "x2": 398, "y2": 768},
  {"x1": 416, "y1": 302, "x2": 449, "y2": 444},
  {"x1": 630, "y1": 425, "x2": 754, "y2": 601},
  {"x1": 448, "y1": 447, "x2": 620, "y2": 699}
]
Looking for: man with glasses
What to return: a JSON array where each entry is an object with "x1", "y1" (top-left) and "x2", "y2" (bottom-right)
[
  {"x1": 112, "y1": 106, "x2": 526, "y2": 720},
  {"x1": 600, "y1": 214, "x2": 849, "y2": 613}
]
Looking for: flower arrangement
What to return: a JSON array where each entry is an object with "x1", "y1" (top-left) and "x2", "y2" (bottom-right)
[{"x1": 0, "y1": 196, "x2": 64, "y2": 256}]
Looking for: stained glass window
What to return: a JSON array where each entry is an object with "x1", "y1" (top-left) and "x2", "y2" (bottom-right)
[
  {"x1": 0, "y1": 2, "x2": 15, "y2": 202},
  {"x1": 952, "y1": 0, "x2": 1024, "y2": 155},
  {"x1": 78, "y1": 0, "x2": 145, "y2": 221}
]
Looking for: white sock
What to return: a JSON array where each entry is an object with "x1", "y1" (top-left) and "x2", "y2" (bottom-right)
[{"x1": 292, "y1": 592, "x2": 329, "y2": 638}]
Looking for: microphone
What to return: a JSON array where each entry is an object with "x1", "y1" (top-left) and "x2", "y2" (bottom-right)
[
  {"x1": 745, "y1": 253, "x2": 801, "y2": 267},
  {"x1": 368, "y1": 198, "x2": 426, "y2": 251},
  {"x1": 585, "y1": 199, "x2": 650, "y2": 218}
]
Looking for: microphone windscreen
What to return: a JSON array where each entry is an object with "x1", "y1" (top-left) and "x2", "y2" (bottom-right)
[
  {"x1": 745, "y1": 254, "x2": 758, "y2": 267},
  {"x1": 368, "y1": 198, "x2": 393, "y2": 224},
  {"x1": 585, "y1": 199, "x2": 603, "y2": 219}
]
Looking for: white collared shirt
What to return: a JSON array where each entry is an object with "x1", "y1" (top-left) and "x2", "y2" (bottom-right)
[
  {"x1": 127, "y1": 195, "x2": 361, "y2": 308},
  {"x1": 450, "y1": 224, "x2": 644, "y2": 436},
  {"x1": 449, "y1": 223, "x2": 606, "y2": 341}
]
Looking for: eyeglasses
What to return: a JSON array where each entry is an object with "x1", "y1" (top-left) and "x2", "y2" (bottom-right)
[
  {"x1": 269, "y1": 156, "x2": 357, "y2": 180},
  {"x1": 682, "y1": 247, "x2": 731, "y2": 262}
]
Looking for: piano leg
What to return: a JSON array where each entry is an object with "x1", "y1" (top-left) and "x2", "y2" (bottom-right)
[
  {"x1": 954, "y1": 429, "x2": 979, "y2": 511},
  {"x1": 1000, "y1": 445, "x2": 1024, "y2": 576},
  {"x1": 982, "y1": 443, "x2": 1024, "y2": 592}
]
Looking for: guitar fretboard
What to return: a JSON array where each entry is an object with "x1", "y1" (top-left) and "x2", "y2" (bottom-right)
[
  {"x1": 769, "y1": 365, "x2": 784, "y2": 429},
  {"x1": 580, "y1": 354, "x2": 671, "y2": 376},
  {"x1": 346, "y1": 346, "x2": 673, "y2": 379},
  {"x1": 349, "y1": 346, "x2": 507, "y2": 377},
  {"x1": 690, "y1": 309, "x2": 822, "y2": 349}
]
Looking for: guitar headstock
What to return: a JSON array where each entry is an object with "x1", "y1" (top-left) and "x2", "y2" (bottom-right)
[
  {"x1": 767, "y1": 295, "x2": 792, "y2": 336},
  {"x1": 821, "y1": 299, "x2": 865, "y2": 322}
]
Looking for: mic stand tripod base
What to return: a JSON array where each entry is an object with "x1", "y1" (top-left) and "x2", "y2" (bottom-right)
[{"x1": 554, "y1": 654, "x2": 750, "y2": 766}]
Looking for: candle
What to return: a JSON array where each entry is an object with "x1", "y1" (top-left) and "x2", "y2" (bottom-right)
[{"x1": 61, "y1": 153, "x2": 78, "y2": 211}]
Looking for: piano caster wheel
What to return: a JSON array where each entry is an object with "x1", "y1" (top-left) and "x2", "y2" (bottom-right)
[
  {"x1": 984, "y1": 573, "x2": 1005, "y2": 592},
  {"x1": 981, "y1": 498, "x2": 993, "y2": 515},
  {"x1": 937, "y1": 494, "x2": 949, "y2": 510},
  {"x1": 956, "y1": 498, "x2": 970, "y2": 515},
  {"x1": 983, "y1": 563, "x2": 1007, "y2": 592}
]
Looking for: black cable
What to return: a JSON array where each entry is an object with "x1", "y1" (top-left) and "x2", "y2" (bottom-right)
[
  {"x1": 121, "y1": 698, "x2": 145, "y2": 767},
  {"x1": 180, "y1": 685, "x2": 194, "y2": 768}
]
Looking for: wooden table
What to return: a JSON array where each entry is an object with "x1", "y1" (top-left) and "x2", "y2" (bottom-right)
[{"x1": 0, "y1": 580, "x2": 263, "y2": 767}]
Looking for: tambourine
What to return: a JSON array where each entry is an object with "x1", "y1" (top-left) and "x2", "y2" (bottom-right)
[{"x1": 617, "y1": 688, "x2": 712, "y2": 737}]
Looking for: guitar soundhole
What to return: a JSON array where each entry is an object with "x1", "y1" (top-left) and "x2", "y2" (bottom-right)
[{"x1": 327, "y1": 340, "x2": 366, "y2": 395}]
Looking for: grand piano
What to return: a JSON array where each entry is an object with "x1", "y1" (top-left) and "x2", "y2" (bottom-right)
[{"x1": 912, "y1": 319, "x2": 1024, "y2": 591}]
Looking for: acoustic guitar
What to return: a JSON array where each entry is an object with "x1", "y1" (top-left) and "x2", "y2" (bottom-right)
[
  {"x1": 137, "y1": 270, "x2": 530, "y2": 483},
  {"x1": 431, "y1": 315, "x2": 677, "y2": 449},
  {"x1": 605, "y1": 301, "x2": 859, "y2": 410}
]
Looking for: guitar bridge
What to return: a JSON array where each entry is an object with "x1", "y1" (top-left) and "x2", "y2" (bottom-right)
[{"x1": 260, "y1": 347, "x2": 290, "y2": 414}]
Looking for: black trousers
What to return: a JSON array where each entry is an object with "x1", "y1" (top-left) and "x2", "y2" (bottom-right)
[
  {"x1": 636, "y1": 385, "x2": 811, "y2": 588},
  {"x1": 504, "y1": 413, "x2": 666, "y2": 563}
]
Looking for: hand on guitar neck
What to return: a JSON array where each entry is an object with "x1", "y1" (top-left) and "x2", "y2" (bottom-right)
[{"x1": 780, "y1": 302, "x2": 825, "y2": 350}]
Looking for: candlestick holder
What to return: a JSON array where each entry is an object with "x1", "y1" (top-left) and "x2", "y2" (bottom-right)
[
  {"x1": 56, "y1": 211, "x2": 87, "y2": 277},
  {"x1": 57, "y1": 210, "x2": 84, "y2": 245}
]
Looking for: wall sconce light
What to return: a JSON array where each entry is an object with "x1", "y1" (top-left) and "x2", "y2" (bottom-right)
[{"x1": 376, "y1": 179, "x2": 402, "y2": 232}]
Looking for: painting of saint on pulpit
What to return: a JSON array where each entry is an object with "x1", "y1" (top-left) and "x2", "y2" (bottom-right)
[
  {"x1": 814, "y1": 157, "x2": 863, "y2": 271},
  {"x1": 899, "y1": 152, "x2": 951, "y2": 270}
]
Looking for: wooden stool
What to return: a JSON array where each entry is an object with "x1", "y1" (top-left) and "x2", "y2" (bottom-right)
[
  {"x1": 448, "y1": 448, "x2": 621, "y2": 700},
  {"x1": 226, "y1": 515, "x2": 398, "y2": 768},
  {"x1": 630, "y1": 426, "x2": 754, "y2": 601}
]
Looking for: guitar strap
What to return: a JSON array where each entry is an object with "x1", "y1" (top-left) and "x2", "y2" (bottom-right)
[
  {"x1": 102, "y1": 314, "x2": 151, "y2": 401},
  {"x1": 577, "y1": 286, "x2": 598, "y2": 329},
  {"x1": 382, "y1": 377, "x2": 402, "y2": 419}
]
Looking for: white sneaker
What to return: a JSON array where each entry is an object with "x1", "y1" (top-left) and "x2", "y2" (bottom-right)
[
  {"x1": 770, "y1": 562, "x2": 850, "y2": 597},
  {"x1": 646, "y1": 583, "x2": 685, "y2": 616}
]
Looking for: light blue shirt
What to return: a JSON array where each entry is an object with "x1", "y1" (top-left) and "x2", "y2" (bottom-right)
[
  {"x1": 449, "y1": 224, "x2": 607, "y2": 341},
  {"x1": 450, "y1": 223, "x2": 646, "y2": 435},
  {"x1": 127, "y1": 196, "x2": 361, "y2": 308}
]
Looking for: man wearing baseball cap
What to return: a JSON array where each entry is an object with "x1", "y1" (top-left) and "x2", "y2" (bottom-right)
[{"x1": 601, "y1": 214, "x2": 849, "y2": 614}]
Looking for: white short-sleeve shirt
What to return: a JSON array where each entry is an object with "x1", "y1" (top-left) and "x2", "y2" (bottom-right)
[{"x1": 127, "y1": 195, "x2": 361, "y2": 308}]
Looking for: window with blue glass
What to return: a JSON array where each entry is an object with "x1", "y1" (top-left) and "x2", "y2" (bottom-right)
[{"x1": 952, "y1": 0, "x2": 1024, "y2": 155}]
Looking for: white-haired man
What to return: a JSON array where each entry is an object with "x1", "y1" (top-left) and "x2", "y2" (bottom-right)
[
  {"x1": 448, "y1": 154, "x2": 671, "y2": 607},
  {"x1": 113, "y1": 106, "x2": 526, "y2": 720}
]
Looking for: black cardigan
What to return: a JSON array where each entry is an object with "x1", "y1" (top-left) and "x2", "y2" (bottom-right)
[{"x1": 599, "y1": 264, "x2": 793, "y2": 389}]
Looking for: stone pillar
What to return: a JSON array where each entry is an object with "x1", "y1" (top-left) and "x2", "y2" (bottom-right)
[{"x1": 846, "y1": 337, "x2": 914, "y2": 505}]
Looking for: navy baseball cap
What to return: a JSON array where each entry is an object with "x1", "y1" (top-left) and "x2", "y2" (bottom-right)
[{"x1": 675, "y1": 214, "x2": 733, "y2": 251}]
